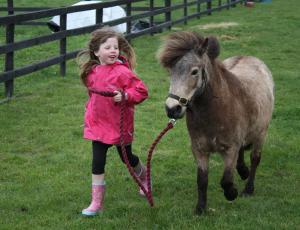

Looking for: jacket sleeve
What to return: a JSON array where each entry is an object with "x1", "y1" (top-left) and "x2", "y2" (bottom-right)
[{"x1": 121, "y1": 70, "x2": 148, "y2": 105}]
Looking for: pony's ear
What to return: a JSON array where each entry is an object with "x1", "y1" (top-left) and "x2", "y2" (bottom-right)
[
  {"x1": 206, "y1": 36, "x2": 220, "y2": 60},
  {"x1": 197, "y1": 38, "x2": 209, "y2": 57}
]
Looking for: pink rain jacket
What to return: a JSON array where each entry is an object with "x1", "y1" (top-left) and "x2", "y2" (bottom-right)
[{"x1": 83, "y1": 60, "x2": 148, "y2": 144}]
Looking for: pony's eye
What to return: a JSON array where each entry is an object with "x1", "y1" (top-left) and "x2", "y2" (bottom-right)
[{"x1": 191, "y1": 69, "x2": 199, "y2": 75}]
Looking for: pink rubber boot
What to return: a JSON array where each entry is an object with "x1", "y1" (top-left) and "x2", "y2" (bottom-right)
[
  {"x1": 136, "y1": 165, "x2": 150, "y2": 196},
  {"x1": 82, "y1": 184, "x2": 105, "y2": 216}
]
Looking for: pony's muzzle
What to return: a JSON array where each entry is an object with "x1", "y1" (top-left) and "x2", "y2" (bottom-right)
[
  {"x1": 165, "y1": 97, "x2": 187, "y2": 119},
  {"x1": 165, "y1": 104, "x2": 184, "y2": 119}
]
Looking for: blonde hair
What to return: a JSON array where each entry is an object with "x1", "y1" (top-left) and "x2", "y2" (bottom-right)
[{"x1": 77, "y1": 27, "x2": 136, "y2": 86}]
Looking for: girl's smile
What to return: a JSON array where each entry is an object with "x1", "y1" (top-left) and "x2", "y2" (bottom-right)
[{"x1": 94, "y1": 37, "x2": 119, "y2": 65}]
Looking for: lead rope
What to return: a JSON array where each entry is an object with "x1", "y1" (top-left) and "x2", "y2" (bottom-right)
[{"x1": 88, "y1": 88, "x2": 175, "y2": 206}]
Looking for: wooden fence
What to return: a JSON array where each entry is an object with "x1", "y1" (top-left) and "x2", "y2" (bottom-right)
[{"x1": 0, "y1": 0, "x2": 245, "y2": 101}]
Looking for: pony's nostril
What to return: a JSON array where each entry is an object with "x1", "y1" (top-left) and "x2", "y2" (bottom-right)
[
  {"x1": 174, "y1": 105, "x2": 182, "y2": 115},
  {"x1": 165, "y1": 105, "x2": 182, "y2": 119}
]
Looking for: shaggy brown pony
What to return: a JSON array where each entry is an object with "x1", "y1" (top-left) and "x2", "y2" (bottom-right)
[{"x1": 157, "y1": 31, "x2": 274, "y2": 215}]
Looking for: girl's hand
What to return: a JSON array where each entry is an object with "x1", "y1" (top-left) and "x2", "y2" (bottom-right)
[{"x1": 113, "y1": 91, "x2": 122, "y2": 102}]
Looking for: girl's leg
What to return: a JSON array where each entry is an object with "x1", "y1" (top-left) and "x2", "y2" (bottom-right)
[
  {"x1": 92, "y1": 141, "x2": 111, "y2": 184},
  {"x1": 116, "y1": 144, "x2": 139, "y2": 168},
  {"x1": 116, "y1": 145, "x2": 148, "y2": 196},
  {"x1": 82, "y1": 141, "x2": 111, "y2": 216}
]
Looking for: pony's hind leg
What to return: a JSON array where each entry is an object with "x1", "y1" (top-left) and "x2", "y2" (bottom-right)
[
  {"x1": 242, "y1": 147, "x2": 262, "y2": 195},
  {"x1": 220, "y1": 147, "x2": 239, "y2": 201},
  {"x1": 236, "y1": 146, "x2": 250, "y2": 180}
]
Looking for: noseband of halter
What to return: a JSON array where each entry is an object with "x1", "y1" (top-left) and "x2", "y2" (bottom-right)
[{"x1": 167, "y1": 68, "x2": 207, "y2": 107}]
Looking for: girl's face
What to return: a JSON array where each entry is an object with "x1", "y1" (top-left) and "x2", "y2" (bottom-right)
[{"x1": 94, "y1": 37, "x2": 119, "y2": 65}]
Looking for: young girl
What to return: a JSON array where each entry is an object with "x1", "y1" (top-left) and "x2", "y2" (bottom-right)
[{"x1": 77, "y1": 27, "x2": 148, "y2": 216}]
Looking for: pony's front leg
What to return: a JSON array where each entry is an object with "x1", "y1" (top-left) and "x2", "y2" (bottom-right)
[
  {"x1": 221, "y1": 148, "x2": 239, "y2": 201},
  {"x1": 195, "y1": 152, "x2": 209, "y2": 215}
]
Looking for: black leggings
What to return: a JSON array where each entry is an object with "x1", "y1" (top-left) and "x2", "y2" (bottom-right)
[{"x1": 92, "y1": 141, "x2": 140, "y2": 175}]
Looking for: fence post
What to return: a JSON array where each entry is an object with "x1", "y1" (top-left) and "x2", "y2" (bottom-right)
[
  {"x1": 207, "y1": 0, "x2": 212, "y2": 15},
  {"x1": 164, "y1": 0, "x2": 171, "y2": 29},
  {"x1": 96, "y1": 8, "x2": 103, "y2": 25},
  {"x1": 227, "y1": 0, "x2": 230, "y2": 9},
  {"x1": 196, "y1": 0, "x2": 201, "y2": 19},
  {"x1": 5, "y1": 0, "x2": 15, "y2": 98},
  {"x1": 184, "y1": 0, "x2": 188, "y2": 25},
  {"x1": 219, "y1": 0, "x2": 222, "y2": 11},
  {"x1": 231, "y1": 0, "x2": 236, "y2": 7},
  {"x1": 126, "y1": 2, "x2": 132, "y2": 36},
  {"x1": 59, "y1": 13, "x2": 67, "y2": 76},
  {"x1": 150, "y1": 0, "x2": 154, "y2": 35}
]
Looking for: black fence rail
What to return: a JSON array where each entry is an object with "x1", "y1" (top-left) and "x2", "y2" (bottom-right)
[{"x1": 0, "y1": 0, "x2": 245, "y2": 101}]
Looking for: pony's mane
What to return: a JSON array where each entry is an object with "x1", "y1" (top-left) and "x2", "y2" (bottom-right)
[{"x1": 157, "y1": 31, "x2": 205, "y2": 69}]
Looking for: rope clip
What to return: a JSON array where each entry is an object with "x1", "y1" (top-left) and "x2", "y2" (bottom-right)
[{"x1": 169, "y1": 119, "x2": 176, "y2": 126}]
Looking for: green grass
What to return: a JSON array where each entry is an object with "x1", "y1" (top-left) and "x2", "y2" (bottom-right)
[{"x1": 1, "y1": 0, "x2": 300, "y2": 229}]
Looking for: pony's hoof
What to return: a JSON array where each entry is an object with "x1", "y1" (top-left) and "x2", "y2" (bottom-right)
[
  {"x1": 224, "y1": 187, "x2": 238, "y2": 201},
  {"x1": 241, "y1": 186, "x2": 254, "y2": 196},
  {"x1": 194, "y1": 205, "x2": 205, "y2": 215},
  {"x1": 237, "y1": 166, "x2": 249, "y2": 180}
]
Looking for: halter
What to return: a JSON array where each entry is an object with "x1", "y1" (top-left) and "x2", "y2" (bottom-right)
[{"x1": 167, "y1": 68, "x2": 207, "y2": 107}]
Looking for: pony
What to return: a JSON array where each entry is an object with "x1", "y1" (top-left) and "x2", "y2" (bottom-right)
[{"x1": 157, "y1": 31, "x2": 274, "y2": 215}]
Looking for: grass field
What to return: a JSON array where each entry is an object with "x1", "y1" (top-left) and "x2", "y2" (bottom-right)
[{"x1": 1, "y1": 0, "x2": 300, "y2": 229}]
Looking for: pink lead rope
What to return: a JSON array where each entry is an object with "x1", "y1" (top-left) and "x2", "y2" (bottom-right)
[{"x1": 88, "y1": 88, "x2": 176, "y2": 206}]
